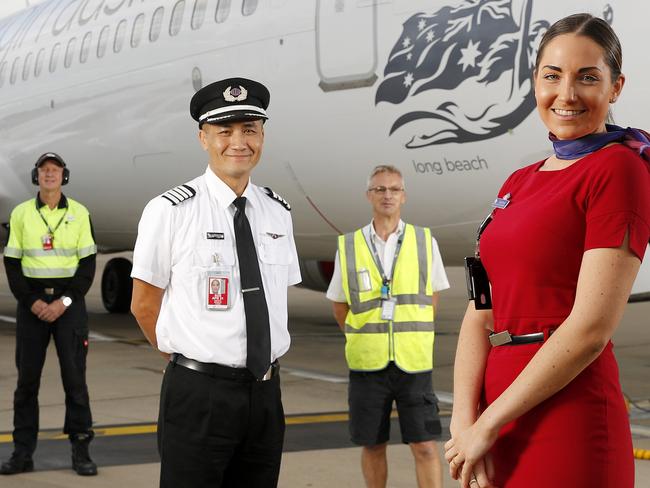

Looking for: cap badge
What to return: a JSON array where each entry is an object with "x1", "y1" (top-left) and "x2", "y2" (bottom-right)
[{"x1": 223, "y1": 85, "x2": 248, "y2": 102}]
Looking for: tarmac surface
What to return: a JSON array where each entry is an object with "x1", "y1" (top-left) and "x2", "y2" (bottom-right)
[{"x1": 0, "y1": 253, "x2": 649, "y2": 487}]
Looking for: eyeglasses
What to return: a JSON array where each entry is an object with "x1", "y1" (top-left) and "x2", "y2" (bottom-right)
[{"x1": 367, "y1": 186, "x2": 404, "y2": 195}]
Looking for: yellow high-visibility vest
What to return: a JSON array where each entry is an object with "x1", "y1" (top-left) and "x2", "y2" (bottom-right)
[
  {"x1": 339, "y1": 224, "x2": 435, "y2": 373},
  {"x1": 4, "y1": 196, "x2": 96, "y2": 278}
]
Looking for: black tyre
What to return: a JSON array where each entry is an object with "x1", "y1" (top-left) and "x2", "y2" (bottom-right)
[{"x1": 101, "y1": 257, "x2": 133, "y2": 313}]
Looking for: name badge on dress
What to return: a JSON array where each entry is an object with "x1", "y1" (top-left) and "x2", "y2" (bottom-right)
[
  {"x1": 492, "y1": 192, "x2": 511, "y2": 209},
  {"x1": 380, "y1": 298, "x2": 397, "y2": 321}
]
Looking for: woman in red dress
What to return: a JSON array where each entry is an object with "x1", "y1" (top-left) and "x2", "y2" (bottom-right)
[{"x1": 444, "y1": 13, "x2": 650, "y2": 488}]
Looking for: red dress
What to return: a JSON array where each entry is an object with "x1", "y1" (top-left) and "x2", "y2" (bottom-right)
[{"x1": 480, "y1": 145, "x2": 650, "y2": 487}]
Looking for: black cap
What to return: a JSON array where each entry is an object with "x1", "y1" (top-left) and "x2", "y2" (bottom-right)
[
  {"x1": 35, "y1": 152, "x2": 66, "y2": 168},
  {"x1": 190, "y1": 77, "x2": 270, "y2": 127}
]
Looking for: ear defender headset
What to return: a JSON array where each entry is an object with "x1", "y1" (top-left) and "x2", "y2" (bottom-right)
[{"x1": 32, "y1": 152, "x2": 70, "y2": 186}]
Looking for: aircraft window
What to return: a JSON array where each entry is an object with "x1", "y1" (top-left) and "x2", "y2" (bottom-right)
[
  {"x1": 170, "y1": 1, "x2": 185, "y2": 36},
  {"x1": 150, "y1": 7, "x2": 164, "y2": 42},
  {"x1": 242, "y1": 0, "x2": 258, "y2": 16},
  {"x1": 131, "y1": 13, "x2": 145, "y2": 48},
  {"x1": 0, "y1": 62, "x2": 6, "y2": 88},
  {"x1": 49, "y1": 43, "x2": 60, "y2": 73},
  {"x1": 80, "y1": 32, "x2": 92, "y2": 63},
  {"x1": 64, "y1": 37, "x2": 77, "y2": 68},
  {"x1": 215, "y1": 0, "x2": 231, "y2": 23},
  {"x1": 35, "y1": 48, "x2": 45, "y2": 77},
  {"x1": 10, "y1": 57, "x2": 21, "y2": 84},
  {"x1": 22, "y1": 52, "x2": 33, "y2": 81},
  {"x1": 191, "y1": 0, "x2": 207, "y2": 30},
  {"x1": 98, "y1": 26, "x2": 110, "y2": 58},
  {"x1": 114, "y1": 19, "x2": 127, "y2": 53}
]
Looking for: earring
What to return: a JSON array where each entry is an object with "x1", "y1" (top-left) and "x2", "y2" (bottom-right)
[{"x1": 610, "y1": 97, "x2": 617, "y2": 103}]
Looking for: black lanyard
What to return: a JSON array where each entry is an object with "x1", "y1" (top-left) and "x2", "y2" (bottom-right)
[
  {"x1": 367, "y1": 227, "x2": 404, "y2": 285},
  {"x1": 36, "y1": 199, "x2": 68, "y2": 236},
  {"x1": 475, "y1": 192, "x2": 512, "y2": 256},
  {"x1": 474, "y1": 212, "x2": 494, "y2": 258}
]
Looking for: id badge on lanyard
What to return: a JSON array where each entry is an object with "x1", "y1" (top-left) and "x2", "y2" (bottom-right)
[
  {"x1": 205, "y1": 253, "x2": 232, "y2": 310},
  {"x1": 381, "y1": 297, "x2": 397, "y2": 320},
  {"x1": 370, "y1": 232, "x2": 403, "y2": 321},
  {"x1": 41, "y1": 234, "x2": 54, "y2": 250}
]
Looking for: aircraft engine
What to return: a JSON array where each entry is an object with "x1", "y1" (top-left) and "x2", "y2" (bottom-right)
[{"x1": 297, "y1": 260, "x2": 334, "y2": 293}]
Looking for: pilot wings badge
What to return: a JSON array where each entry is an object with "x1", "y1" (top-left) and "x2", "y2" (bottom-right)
[
  {"x1": 223, "y1": 85, "x2": 248, "y2": 102},
  {"x1": 375, "y1": 0, "x2": 558, "y2": 149}
]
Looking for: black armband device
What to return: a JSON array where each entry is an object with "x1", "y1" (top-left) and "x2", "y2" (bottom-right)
[{"x1": 464, "y1": 213, "x2": 493, "y2": 310}]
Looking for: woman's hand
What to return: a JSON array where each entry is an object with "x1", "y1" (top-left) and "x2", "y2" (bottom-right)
[
  {"x1": 444, "y1": 418, "x2": 499, "y2": 488},
  {"x1": 449, "y1": 410, "x2": 475, "y2": 439}
]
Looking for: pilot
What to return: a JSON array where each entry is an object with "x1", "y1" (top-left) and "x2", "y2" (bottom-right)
[
  {"x1": 1, "y1": 153, "x2": 98, "y2": 476},
  {"x1": 130, "y1": 77, "x2": 301, "y2": 488},
  {"x1": 327, "y1": 164, "x2": 449, "y2": 488}
]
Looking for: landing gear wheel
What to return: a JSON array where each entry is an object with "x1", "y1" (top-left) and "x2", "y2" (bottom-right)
[{"x1": 101, "y1": 257, "x2": 133, "y2": 313}]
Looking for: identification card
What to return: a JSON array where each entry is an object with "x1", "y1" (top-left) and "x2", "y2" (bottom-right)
[
  {"x1": 205, "y1": 255, "x2": 232, "y2": 310},
  {"x1": 358, "y1": 268, "x2": 372, "y2": 292},
  {"x1": 380, "y1": 298, "x2": 397, "y2": 321},
  {"x1": 206, "y1": 275, "x2": 230, "y2": 310},
  {"x1": 41, "y1": 234, "x2": 53, "y2": 250}
]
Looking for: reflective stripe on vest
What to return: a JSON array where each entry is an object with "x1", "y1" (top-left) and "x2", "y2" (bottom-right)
[
  {"x1": 6, "y1": 198, "x2": 96, "y2": 279},
  {"x1": 339, "y1": 224, "x2": 435, "y2": 373},
  {"x1": 21, "y1": 266, "x2": 77, "y2": 278}
]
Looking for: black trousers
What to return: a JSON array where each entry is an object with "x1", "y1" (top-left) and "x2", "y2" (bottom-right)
[
  {"x1": 158, "y1": 362, "x2": 285, "y2": 488},
  {"x1": 12, "y1": 299, "x2": 92, "y2": 456}
]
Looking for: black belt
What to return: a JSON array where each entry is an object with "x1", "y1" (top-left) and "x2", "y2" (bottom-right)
[
  {"x1": 42, "y1": 287, "x2": 64, "y2": 296},
  {"x1": 489, "y1": 329, "x2": 554, "y2": 347},
  {"x1": 171, "y1": 353, "x2": 278, "y2": 382}
]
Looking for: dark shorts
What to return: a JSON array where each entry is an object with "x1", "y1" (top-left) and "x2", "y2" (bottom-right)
[{"x1": 348, "y1": 362, "x2": 441, "y2": 446}]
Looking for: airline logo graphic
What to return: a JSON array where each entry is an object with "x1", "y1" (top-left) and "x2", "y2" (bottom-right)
[
  {"x1": 223, "y1": 86, "x2": 248, "y2": 102},
  {"x1": 376, "y1": 0, "x2": 550, "y2": 148}
]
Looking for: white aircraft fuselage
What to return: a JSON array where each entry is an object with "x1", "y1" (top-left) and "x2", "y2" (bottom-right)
[{"x1": 1, "y1": 0, "x2": 649, "y2": 302}]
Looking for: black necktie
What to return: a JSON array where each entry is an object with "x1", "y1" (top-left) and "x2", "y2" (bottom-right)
[{"x1": 233, "y1": 197, "x2": 271, "y2": 379}]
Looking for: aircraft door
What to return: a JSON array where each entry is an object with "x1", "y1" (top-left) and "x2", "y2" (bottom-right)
[{"x1": 316, "y1": 0, "x2": 378, "y2": 91}]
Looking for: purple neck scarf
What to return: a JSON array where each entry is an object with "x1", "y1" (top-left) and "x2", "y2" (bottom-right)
[{"x1": 550, "y1": 124, "x2": 650, "y2": 162}]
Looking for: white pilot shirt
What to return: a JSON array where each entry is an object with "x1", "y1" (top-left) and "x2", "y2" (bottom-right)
[
  {"x1": 326, "y1": 220, "x2": 449, "y2": 302},
  {"x1": 131, "y1": 167, "x2": 301, "y2": 366}
]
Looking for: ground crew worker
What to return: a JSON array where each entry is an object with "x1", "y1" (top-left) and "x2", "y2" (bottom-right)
[
  {"x1": 130, "y1": 77, "x2": 301, "y2": 488},
  {"x1": 1, "y1": 153, "x2": 98, "y2": 476},
  {"x1": 327, "y1": 164, "x2": 449, "y2": 488}
]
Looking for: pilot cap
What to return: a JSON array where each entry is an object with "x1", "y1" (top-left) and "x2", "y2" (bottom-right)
[
  {"x1": 35, "y1": 152, "x2": 66, "y2": 168},
  {"x1": 190, "y1": 77, "x2": 270, "y2": 127}
]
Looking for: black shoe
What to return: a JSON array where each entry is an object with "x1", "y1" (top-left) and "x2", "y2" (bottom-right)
[
  {"x1": 0, "y1": 452, "x2": 34, "y2": 475},
  {"x1": 70, "y1": 432, "x2": 98, "y2": 476}
]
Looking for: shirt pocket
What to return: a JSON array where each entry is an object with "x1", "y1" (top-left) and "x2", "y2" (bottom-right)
[
  {"x1": 181, "y1": 239, "x2": 237, "y2": 309},
  {"x1": 258, "y1": 230, "x2": 291, "y2": 266}
]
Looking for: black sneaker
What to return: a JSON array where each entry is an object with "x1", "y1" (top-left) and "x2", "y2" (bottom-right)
[{"x1": 0, "y1": 452, "x2": 34, "y2": 475}]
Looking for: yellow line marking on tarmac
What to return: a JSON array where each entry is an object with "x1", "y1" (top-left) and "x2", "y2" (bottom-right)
[
  {"x1": 0, "y1": 409, "x2": 451, "y2": 444},
  {"x1": 286, "y1": 413, "x2": 349, "y2": 425},
  {"x1": 94, "y1": 425, "x2": 159, "y2": 436}
]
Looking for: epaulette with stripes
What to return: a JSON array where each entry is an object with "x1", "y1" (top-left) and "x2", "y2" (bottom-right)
[
  {"x1": 161, "y1": 184, "x2": 196, "y2": 206},
  {"x1": 263, "y1": 187, "x2": 291, "y2": 211}
]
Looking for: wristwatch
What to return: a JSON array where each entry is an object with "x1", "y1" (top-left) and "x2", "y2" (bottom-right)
[{"x1": 61, "y1": 296, "x2": 72, "y2": 307}]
